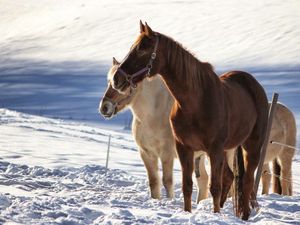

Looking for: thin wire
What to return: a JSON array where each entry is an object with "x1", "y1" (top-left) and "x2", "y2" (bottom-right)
[
  {"x1": 263, "y1": 171, "x2": 300, "y2": 186},
  {"x1": 270, "y1": 141, "x2": 300, "y2": 151}
]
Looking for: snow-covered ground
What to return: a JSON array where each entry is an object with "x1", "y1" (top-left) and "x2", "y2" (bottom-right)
[
  {"x1": 1, "y1": 109, "x2": 299, "y2": 224},
  {"x1": 0, "y1": 0, "x2": 300, "y2": 224}
]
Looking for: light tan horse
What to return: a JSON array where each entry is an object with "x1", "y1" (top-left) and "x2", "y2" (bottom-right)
[
  {"x1": 195, "y1": 102, "x2": 297, "y2": 203},
  {"x1": 99, "y1": 58, "x2": 176, "y2": 199},
  {"x1": 100, "y1": 59, "x2": 210, "y2": 200}
]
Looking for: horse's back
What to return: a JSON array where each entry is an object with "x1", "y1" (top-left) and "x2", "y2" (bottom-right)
[
  {"x1": 220, "y1": 71, "x2": 269, "y2": 148},
  {"x1": 221, "y1": 71, "x2": 267, "y2": 103},
  {"x1": 221, "y1": 70, "x2": 268, "y2": 118},
  {"x1": 265, "y1": 102, "x2": 296, "y2": 162}
]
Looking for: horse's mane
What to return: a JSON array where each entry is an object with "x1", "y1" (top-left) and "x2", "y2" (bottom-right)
[{"x1": 159, "y1": 33, "x2": 218, "y2": 90}]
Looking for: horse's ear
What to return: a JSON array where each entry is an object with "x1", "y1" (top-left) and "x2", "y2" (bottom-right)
[
  {"x1": 145, "y1": 22, "x2": 154, "y2": 37},
  {"x1": 112, "y1": 57, "x2": 120, "y2": 65},
  {"x1": 140, "y1": 20, "x2": 145, "y2": 33}
]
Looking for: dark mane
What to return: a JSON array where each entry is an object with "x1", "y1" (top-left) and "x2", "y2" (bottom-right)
[{"x1": 159, "y1": 33, "x2": 217, "y2": 90}]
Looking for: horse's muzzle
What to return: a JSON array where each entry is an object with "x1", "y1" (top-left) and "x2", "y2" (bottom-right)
[{"x1": 99, "y1": 100, "x2": 116, "y2": 119}]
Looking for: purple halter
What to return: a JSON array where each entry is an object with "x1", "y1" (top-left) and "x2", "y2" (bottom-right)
[{"x1": 117, "y1": 34, "x2": 159, "y2": 88}]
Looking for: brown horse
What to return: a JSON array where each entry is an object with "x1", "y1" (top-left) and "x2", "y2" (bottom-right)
[
  {"x1": 196, "y1": 102, "x2": 297, "y2": 202},
  {"x1": 110, "y1": 21, "x2": 269, "y2": 220}
]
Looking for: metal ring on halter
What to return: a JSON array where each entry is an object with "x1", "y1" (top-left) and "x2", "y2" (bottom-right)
[
  {"x1": 124, "y1": 74, "x2": 136, "y2": 88},
  {"x1": 151, "y1": 52, "x2": 156, "y2": 59},
  {"x1": 125, "y1": 74, "x2": 131, "y2": 82},
  {"x1": 147, "y1": 64, "x2": 152, "y2": 77},
  {"x1": 130, "y1": 80, "x2": 137, "y2": 88}
]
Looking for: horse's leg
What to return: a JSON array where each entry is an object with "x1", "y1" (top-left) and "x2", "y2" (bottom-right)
[
  {"x1": 208, "y1": 144, "x2": 224, "y2": 213},
  {"x1": 195, "y1": 154, "x2": 209, "y2": 203},
  {"x1": 261, "y1": 163, "x2": 271, "y2": 195},
  {"x1": 278, "y1": 156, "x2": 293, "y2": 195},
  {"x1": 272, "y1": 158, "x2": 282, "y2": 194},
  {"x1": 161, "y1": 155, "x2": 174, "y2": 198},
  {"x1": 140, "y1": 149, "x2": 161, "y2": 199},
  {"x1": 241, "y1": 140, "x2": 261, "y2": 220},
  {"x1": 220, "y1": 156, "x2": 233, "y2": 208},
  {"x1": 176, "y1": 141, "x2": 194, "y2": 212}
]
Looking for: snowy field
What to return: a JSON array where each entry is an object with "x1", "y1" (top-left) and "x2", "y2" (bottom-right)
[
  {"x1": 0, "y1": 0, "x2": 300, "y2": 224},
  {"x1": 1, "y1": 109, "x2": 299, "y2": 224}
]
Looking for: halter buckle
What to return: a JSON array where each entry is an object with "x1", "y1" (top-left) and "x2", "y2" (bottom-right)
[{"x1": 151, "y1": 52, "x2": 156, "y2": 59}]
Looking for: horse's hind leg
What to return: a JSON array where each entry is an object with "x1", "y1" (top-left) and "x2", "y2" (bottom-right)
[
  {"x1": 278, "y1": 155, "x2": 293, "y2": 195},
  {"x1": 140, "y1": 149, "x2": 161, "y2": 199},
  {"x1": 208, "y1": 143, "x2": 224, "y2": 213},
  {"x1": 161, "y1": 153, "x2": 174, "y2": 198},
  {"x1": 220, "y1": 156, "x2": 233, "y2": 208},
  {"x1": 195, "y1": 153, "x2": 209, "y2": 203},
  {"x1": 241, "y1": 139, "x2": 262, "y2": 220},
  {"x1": 261, "y1": 163, "x2": 271, "y2": 195},
  {"x1": 176, "y1": 141, "x2": 194, "y2": 212}
]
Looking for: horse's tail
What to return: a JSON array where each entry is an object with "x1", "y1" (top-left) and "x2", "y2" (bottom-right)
[
  {"x1": 233, "y1": 145, "x2": 245, "y2": 217},
  {"x1": 272, "y1": 159, "x2": 282, "y2": 194}
]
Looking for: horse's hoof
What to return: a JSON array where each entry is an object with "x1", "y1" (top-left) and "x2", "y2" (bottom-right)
[
  {"x1": 213, "y1": 208, "x2": 220, "y2": 213},
  {"x1": 184, "y1": 207, "x2": 192, "y2": 213},
  {"x1": 241, "y1": 211, "x2": 250, "y2": 220}
]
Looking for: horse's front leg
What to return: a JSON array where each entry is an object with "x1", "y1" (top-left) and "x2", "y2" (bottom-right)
[
  {"x1": 176, "y1": 141, "x2": 194, "y2": 212},
  {"x1": 139, "y1": 148, "x2": 161, "y2": 199},
  {"x1": 208, "y1": 144, "x2": 224, "y2": 213},
  {"x1": 161, "y1": 150, "x2": 174, "y2": 198},
  {"x1": 195, "y1": 153, "x2": 209, "y2": 203}
]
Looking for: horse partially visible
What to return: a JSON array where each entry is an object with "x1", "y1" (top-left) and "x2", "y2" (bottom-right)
[
  {"x1": 110, "y1": 21, "x2": 269, "y2": 220},
  {"x1": 261, "y1": 102, "x2": 296, "y2": 195},
  {"x1": 195, "y1": 102, "x2": 297, "y2": 202},
  {"x1": 99, "y1": 58, "x2": 176, "y2": 199}
]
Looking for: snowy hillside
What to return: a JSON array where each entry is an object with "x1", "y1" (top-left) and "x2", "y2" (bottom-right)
[
  {"x1": 0, "y1": 109, "x2": 299, "y2": 224},
  {"x1": 0, "y1": 0, "x2": 300, "y2": 224},
  {"x1": 0, "y1": 0, "x2": 299, "y2": 128}
]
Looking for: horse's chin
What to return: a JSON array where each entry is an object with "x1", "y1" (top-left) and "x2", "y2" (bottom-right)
[{"x1": 103, "y1": 113, "x2": 114, "y2": 119}]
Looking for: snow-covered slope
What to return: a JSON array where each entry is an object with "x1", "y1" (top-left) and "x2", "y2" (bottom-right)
[
  {"x1": 0, "y1": 0, "x2": 299, "y2": 130},
  {"x1": 0, "y1": 109, "x2": 299, "y2": 224},
  {"x1": 1, "y1": 0, "x2": 300, "y2": 67},
  {"x1": 0, "y1": 0, "x2": 300, "y2": 224}
]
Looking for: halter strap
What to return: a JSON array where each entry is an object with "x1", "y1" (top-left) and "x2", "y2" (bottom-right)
[{"x1": 117, "y1": 34, "x2": 159, "y2": 88}]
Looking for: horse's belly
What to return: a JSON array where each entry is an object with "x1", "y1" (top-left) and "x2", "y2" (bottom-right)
[{"x1": 170, "y1": 114, "x2": 207, "y2": 150}]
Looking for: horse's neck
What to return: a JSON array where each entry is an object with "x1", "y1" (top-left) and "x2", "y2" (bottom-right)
[
  {"x1": 130, "y1": 77, "x2": 173, "y2": 122},
  {"x1": 162, "y1": 58, "x2": 221, "y2": 110}
]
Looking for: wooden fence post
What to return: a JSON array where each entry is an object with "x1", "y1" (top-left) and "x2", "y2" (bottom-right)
[{"x1": 254, "y1": 93, "x2": 279, "y2": 195}]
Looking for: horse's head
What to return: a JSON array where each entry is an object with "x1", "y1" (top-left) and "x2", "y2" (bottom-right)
[
  {"x1": 111, "y1": 21, "x2": 165, "y2": 93},
  {"x1": 99, "y1": 57, "x2": 138, "y2": 119}
]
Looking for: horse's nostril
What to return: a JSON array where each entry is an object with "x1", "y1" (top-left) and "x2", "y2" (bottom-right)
[
  {"x1": 100, "y1": 101, "x2": 115, "y2": 118},
  {"x1": 102, "y1": 105, "x2": 108, "y2": 114}
]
